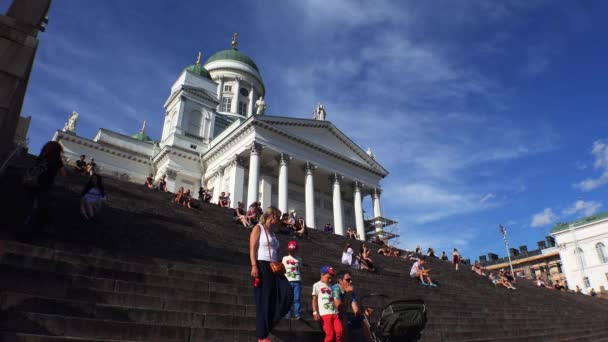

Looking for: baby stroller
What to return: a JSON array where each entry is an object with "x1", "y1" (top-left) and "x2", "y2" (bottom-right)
[{"x1": 359, "y1": 294, "x2": 427, "y2": 342}]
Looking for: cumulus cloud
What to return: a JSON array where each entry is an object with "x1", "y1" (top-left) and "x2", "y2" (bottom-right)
[
  {"x1": 576, "y1": 140, "x2": 608, "y2": 191},
  {"x1": 563, "y1": 200, "x2": 602, "y2": 217},
  {"x1": 531, "y1": 208, "x2": 558, "y2": 227}
]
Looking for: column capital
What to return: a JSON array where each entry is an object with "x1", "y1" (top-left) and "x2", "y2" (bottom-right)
[
  {"x1": 329, "y1": 173, "x2": 343, "y2": 184},
  {"x1": 215, "y1": 166, "x2": 225, "y2": 176},
  {"x1": 352, "y1": 180, "x2": 365, "y2": 191},
  {"x1": 250, "y1": 142, "x2": 263, "y2": 154},
  {"x1": 373, "y1": 187, "x2": 382, "y2": 198},
  {"x1": 303, "y1": 162, "x2": 317, "y2": 175},
  {"x1": 277, "y1": 153, "x2": 292, "y2": 166},
  {"x1": 230, "y1": 156, "x2": 246, "y2": 168}
]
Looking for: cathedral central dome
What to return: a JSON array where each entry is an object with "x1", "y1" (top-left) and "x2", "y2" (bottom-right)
[{"x1": 205, "y1": 48, "x2": 259, "y2": 72}]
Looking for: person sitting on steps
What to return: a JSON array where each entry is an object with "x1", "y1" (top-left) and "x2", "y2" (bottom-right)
[
  {"x1": 75, "y1": 155, "x2": 87, "y2": 174},
  {"x1": 182, "y1": 189, "x2": 192, "y2": 208},
  {"x1": 144, "y1": 174, "x2": 154, "y2": 189},
  {"x1": 246, "y1": 202, "x2": 259, "y2": 226},
  {"x1": 86, "y1": 157, "x2": 97, "y2": 176},
  {"x1": 80, "y1": 174, "x2": 107, "y2": 221},
  {"x1": 157, "y1": 175, "x2": 167, "y2": 192},
  {"x1": 440, "y1": 251, "x2": 449, "y2": 261},
  {"x1": 235, "y1": 202, "x2": 251, "y2": 228},
  {"x1": 356, "y1": 244, "x2": 374, "y2": 272},
  {"x1": 498, "y1": 269, "x2": 516, "y2": 290},
  {"x1": 341, "y1": 242, "x2": 359, "y2": 269},
  {"x1": 174, "y1": 187, "x2": 184, "y2": 204},
  {"x1": 218, "y1": 192, "x2": 227, "y2": 207},
  {"x1": 471, "y1": 261, "x2": 486, "y2": 276},
  {"x1": 293, "y1": 217, "x2": 308, "y2": 239},
  {"x1": 410, "y1": 256, "x2": 437, "y2": 287}
]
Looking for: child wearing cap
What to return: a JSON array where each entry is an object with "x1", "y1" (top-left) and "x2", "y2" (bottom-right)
[
  {"x1": 312, "y1": 265, "x2": 342, "y2": 342},
  {"x1": 282, "y1": 240, "x2": 303, "y2": 319}
]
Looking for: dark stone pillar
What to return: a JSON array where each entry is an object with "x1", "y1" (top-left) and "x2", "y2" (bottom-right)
[{"x1": 0, "y1": 0, "x2": 51, "y2": 161}]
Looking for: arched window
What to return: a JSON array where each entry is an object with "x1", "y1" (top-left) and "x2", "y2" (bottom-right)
[
  {"x1": 575, "y1": 247, "x2": 586, "y2": 269},
  {"x1": 596, "y1": 242, "x2": 608, "y2": 264},
  {"x1": 187, "y1": 110, "x2": 202, "y2": 136}
]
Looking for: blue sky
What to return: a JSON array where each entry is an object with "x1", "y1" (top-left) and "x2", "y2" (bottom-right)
[{"x1": 15, "y1": 1, "x2": 608, "y2": 260}]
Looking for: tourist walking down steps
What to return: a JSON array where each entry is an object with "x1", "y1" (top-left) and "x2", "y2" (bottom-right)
[{"x1": 249, "y1": 207, "x2": 292, "y2": 342}]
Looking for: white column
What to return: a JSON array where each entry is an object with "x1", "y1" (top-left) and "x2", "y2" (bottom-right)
[
  {"x1": 331, "y1": 173, "x2": 344, "y2": 236},
  {"x1": 231, "y1": 78, "x2": 241, "y2": 114},
  {"x1": 277, "y1": 153, "x2": 290, "y2": 214},
  {"x1": 228, "y1": 156, "x2": 245, "y2": 208},
  {"x1": 212, "y1": 167, "x2": 224, "y2": 203},
  {"x1": 260, "y1": 176, "x2": 272, "y2": 209},
  {"x1": 353, "y1": 181, "x2": 365, "y2": 241},
  {"x1": 246, "y1": 143, "x2": 262, "y2": 206},
  {"x1": 372, "y1": 188, "x2": 383, "y2": 232},
  {"x1": 247, "y1": 84, "x2": 255, "y2": 117},
  {"x1": 304, "y1": 162, "x2": 317, "y2": 229},
  {"x1": 217, "y1": 77, "x2": 224, "y2": 111}
]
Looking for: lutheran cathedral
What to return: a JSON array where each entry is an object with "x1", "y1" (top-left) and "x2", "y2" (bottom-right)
[{"x1": 52, "y1": 34, "x2": 394, "y2": 241}]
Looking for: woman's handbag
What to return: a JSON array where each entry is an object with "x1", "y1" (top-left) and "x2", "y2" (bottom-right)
[{"x1": 263, "y1": 227, "x2": 286, "y2": 275}]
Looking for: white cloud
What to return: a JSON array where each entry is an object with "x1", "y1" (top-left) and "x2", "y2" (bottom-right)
[
  {"x1": 480, "y1": 193, "x2": 496, "y2": 204},
  {"x1": 531, "y1": 208, "x2": 558, "y2": 227},
  {"x1": 576, "y1": 140, "x2": 608, "y2": 191},
  {"x1": 563, "y1": 200, "x2": 602, "y2": 217}
]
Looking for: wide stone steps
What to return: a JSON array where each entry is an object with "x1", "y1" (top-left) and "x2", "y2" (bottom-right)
[{"x1": 2, "y1": 167, "x2": 608, "y2": 341}]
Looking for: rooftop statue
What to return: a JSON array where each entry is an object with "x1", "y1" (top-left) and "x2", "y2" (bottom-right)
[
  {"x1": 313, "y1": 102, "x2": 326, "y2": 121},
  {"x1": 231, "y1": 32, "x2": 238, "y2": 49},
  {"x1": 255, "y1": 96, "x2": 266, "y2": 115},
  {"x1": 62, "y1": 111, "x2": 79, "y2": 133}
]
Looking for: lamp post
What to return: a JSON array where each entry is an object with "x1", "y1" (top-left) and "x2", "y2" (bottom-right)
[{"x1": 499, "y1": 224, "x2": 515, "y2": 278}]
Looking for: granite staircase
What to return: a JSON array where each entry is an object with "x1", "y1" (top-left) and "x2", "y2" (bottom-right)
[{"x1": 1, "y1": 164, "x2": 608, "y2": 341}]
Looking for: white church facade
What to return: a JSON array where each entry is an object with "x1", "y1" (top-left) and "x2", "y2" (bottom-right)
[{"x1": 52, "y1": 35, "x2": 392, "y2": 241}]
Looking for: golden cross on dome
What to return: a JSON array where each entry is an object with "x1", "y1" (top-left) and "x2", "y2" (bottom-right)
[
  {"x1": 195, "y1": 51, "x2": 202, "y2": 65},
  {"x1": 231, "y1": 32, "x2": 238, "y2": 49}
]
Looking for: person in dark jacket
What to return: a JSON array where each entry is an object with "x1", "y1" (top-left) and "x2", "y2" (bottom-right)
[{"x1": 23, "y1": 141, "x2": 65, "y2": 236}]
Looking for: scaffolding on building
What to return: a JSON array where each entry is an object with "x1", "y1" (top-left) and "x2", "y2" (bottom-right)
[{"x1": 363, "y1": 216, "x2": 400, "y2": 246}]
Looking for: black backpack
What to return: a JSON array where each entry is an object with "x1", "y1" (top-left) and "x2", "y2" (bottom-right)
[{"x1": 376, "y1": 299, "x2": 426, "y2": 341}]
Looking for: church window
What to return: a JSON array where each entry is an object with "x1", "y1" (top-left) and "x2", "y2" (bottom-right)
[
  {"x1": 187, "y1": 110, "x2": 203, "y2": 136},
  {"x1": 575, "y1": 247, "x2": 586, "y2": 269},
  {"x1": 596, "y1": 242, "x2": 607, "y2": 263},
  {"x1": 224, "y1": 85, "x2": 232, "y2": 92},
  {"x1": 221, "y1": 97, "x2": 232, "y2": 112},
  {"x1": 240, "y1": 88, "x2": 249, "y2": 97},
  {"x1": 583, "y1": 277, "x2": 591, "y2": 288},
  {"x1": 238, "y1": 101, "x2": 247, "y2": 115}
]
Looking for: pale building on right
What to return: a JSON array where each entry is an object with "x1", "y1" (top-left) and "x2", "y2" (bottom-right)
[{"x1": 551, "y1": 211, "x2": 608, "y2": 294}]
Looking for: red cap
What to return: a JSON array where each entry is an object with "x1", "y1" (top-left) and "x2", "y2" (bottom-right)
[{"x1": 288, "y1": 241, "x2": 298, "y2": 250}]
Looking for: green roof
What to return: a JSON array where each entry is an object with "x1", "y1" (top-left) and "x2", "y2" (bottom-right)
[
  {"x1": 183, "y1": 64, "x2": 212, "y2": 79},
  {"x1": 131, "y1": 132, "x2": 153, "y2": 142},
  {"x1": 551, "y1": 210, "x2": 608, "y2": 234},
  {"x1": 204, "y1": 48, "x2": 259, "y2": 72}
]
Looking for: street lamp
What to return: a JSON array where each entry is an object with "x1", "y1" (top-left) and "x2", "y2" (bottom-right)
[{"x1": 499, "y1": 224, "x2": 515, "y2": 278}]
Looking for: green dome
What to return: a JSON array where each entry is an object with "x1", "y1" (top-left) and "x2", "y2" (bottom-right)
[
  {"x1": 205, "y1": 48, "x2": 259, "y2": 72},
  {"x1": 184, "y1": 63, "x2": 212, "y2": 79},
  {"x1": 131, "y1": 132, "x2": 152, "y2": 142}
]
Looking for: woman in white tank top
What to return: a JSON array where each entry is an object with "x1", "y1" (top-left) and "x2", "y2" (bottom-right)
[{"x1": 249, "y1": 207, "x2": 292, "y2": 342}]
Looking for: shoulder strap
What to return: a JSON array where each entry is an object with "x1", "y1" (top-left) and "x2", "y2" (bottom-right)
[{"x1": 262, "y1": 225, "x2": 273, "y2": 261}]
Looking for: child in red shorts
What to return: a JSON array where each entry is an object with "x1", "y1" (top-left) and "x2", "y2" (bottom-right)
[{"x1": 312, "y1": 265, "x2": 342, "y2": 342}]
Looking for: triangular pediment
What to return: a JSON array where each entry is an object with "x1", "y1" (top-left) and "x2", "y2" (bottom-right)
[{"x1": 256, "y1": 116, "x2": 387, "y2": 175}]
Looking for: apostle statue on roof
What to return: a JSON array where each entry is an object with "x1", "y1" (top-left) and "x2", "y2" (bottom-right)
[
  {"x1": 255, "y1": 96, "x2": 266, "y2": 115},
  {"x1": 313, "y1": 103, "x2": 327, "y2": 121},
  {"x1": 62, "y1": 111, "x2": 79, "y2": 133}
]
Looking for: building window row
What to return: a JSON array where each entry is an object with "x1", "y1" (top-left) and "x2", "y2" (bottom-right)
[{"x1": 573, "y1": 242, "x2": 608, "y2": 269}]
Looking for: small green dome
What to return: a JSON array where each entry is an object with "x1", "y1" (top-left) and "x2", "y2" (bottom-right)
[
  {"x1": 184, "y1": 63, "x2": 212, "y2": 79},
  {"x1": 205, "y1": 48, "x2": 259, "y2": 72},
  {"x1": 131, "y1": 132, "x2": 152, "y2": 142}
]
